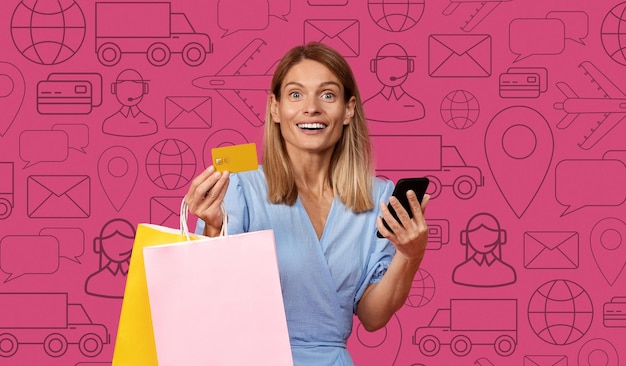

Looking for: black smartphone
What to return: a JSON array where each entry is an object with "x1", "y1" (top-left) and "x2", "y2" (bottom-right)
[{"x1": 377, "y1": 177, "x2": 430, "y2": 238}]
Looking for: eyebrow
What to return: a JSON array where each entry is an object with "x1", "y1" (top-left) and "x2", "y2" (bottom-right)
[{"x1": 284, "y1": 81, "x2": 342, "y2": 89}]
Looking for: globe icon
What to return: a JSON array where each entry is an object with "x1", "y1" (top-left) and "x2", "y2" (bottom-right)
[
  {"x1": 146, "y1": 139, "x2": 197, "y2": 190},
  {"x1": 405, "y1": 268, "x2": 435, "y2": 307},
  {"x1": 528, "y1": 279, "x2": 593, "y2": 345},
  {"x1": 11, "y1": 0, "x2": 85, "y2": 65},
  {"x1": 440, "y1": 90, "x2": 480, "y2": 130},
  {"x1": 368, "y1": 0, "x2": 425, "y2": 32},
  {"x1": 601, "y1": 2, "x2": 626, "y2": 65}
]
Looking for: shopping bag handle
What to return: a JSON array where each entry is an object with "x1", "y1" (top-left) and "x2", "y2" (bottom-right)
[{"x1": 180, "y1": 200, "x2": 228, "y2": 240}]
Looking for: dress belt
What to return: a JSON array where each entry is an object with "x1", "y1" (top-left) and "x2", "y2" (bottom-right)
[{"x1": 290, "y1": 340, "x2": 346, "y2": 348}]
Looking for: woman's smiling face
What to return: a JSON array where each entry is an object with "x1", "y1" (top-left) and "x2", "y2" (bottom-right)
[{"x1": 270, "y1": 59, "x2": 355, "y2": 158}]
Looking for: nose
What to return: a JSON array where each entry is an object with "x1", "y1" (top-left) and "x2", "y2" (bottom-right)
[{"x1": 303, "y1": 96, "x2": 321, "y2": 115}]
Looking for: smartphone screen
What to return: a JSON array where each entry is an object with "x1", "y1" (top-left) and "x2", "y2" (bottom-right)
[{"x1": 377, "y1": 177, "x2": 430, "y2": 238}]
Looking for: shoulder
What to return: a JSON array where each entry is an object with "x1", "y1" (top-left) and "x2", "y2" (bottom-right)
[
  {"x1": 228, "y1": 166, "x2": 267, "y2": 192},
  {"x1": 372, "y1": 176, "x2": 394, "y2": 200}
]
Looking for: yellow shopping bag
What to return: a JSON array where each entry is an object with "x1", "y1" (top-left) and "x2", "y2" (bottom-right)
[{"x1": 112, "y1": 203, "x2": 206, "y2": 366}]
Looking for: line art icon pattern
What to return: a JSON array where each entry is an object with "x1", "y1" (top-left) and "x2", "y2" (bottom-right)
[{"x1": 0, "y1": 0, "x2": 623, "y2": 364}]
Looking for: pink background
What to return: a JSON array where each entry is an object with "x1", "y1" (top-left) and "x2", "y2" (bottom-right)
[{"x1": 0, "y1": 0, "x2": 625, "y2": 365}]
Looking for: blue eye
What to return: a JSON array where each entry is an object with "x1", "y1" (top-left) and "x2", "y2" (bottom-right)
[
  {"x1": 322, "y1": 92, "x2": 335, "y2": 100},
  {"x1": 289, "y1": 91, "x2": 301, "y2": 98}
]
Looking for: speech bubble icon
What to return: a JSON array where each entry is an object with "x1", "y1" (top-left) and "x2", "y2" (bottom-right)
[
  {"x1": 556, "y1": 159, "x2": 626, "y2": 215},
  {"x1": 269, "y1": 0, "x2": 290, "y2": 21},
  {"x1": 0, "y1": 235, "x2": 59, "y2": 282},
  {"x1": 39, "y1": 227, "x2": 85, "y2": 263},
  {"x1": 53, "y1": 124, "x2": 89, "y2": 153},
  {"x1": 19, "y1": 130, "x2": 68, "y2": 168},
  {"x1": 217, "y1": 0, "x2": 269, "y2": 37},
  {"x1": 509, "y1": 18, "x2": 565, "y2": 62},
  {"x1": 547, "y1": 11, "x2": 589, "y2": 45},
  {"x1": 604, "y1": 149, "x2": 626, "y2": 163}
]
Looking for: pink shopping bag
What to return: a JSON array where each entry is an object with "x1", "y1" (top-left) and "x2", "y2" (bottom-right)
[{"x1": 143, "y1": 228, "x2": 293, "y2": 366}]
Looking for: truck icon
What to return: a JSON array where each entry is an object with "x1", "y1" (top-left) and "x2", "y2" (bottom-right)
[
  {"x1": 413, "y1": 299, "x2": 517, "y2": 357},
  {"x1": 0, "y1": 162, "x2": 14, "y2": 220},
  {"x1": 372, "y1": 135, "x2": 484, "y2": 199},
  {"x1": 0, "y1": 293, "x2": 109, "y2": 358},
  {"x1": 95, "y1": 2, "x2": 213, "y2": 67}
]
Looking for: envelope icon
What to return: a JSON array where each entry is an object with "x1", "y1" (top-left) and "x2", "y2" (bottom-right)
[
  {"x1": 429, "y1": 34, "x2": 491, "y2": 77},
  {"x1": 524, "y1": 231, "x2": 578, "y2": 269},
  {"x1": 150, "y1": 196, "x2": 182, "y2": 228},
  {"x1": 523, "y1": 355, "x2": 568, "y2": 366},
  {"x1": 304, "y1": 19, "x2": 359, "y2": 57},
  {"x1": 27, "y1": 175, "x2": 90, "y2": 218},
  {"x1": 165, "y1": 96, "x2": 212, "y2": 129}
]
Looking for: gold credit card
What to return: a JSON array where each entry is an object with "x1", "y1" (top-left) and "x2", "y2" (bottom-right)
[{"x1": 211, "y1": 143, "x2": 259, "y2": 173}]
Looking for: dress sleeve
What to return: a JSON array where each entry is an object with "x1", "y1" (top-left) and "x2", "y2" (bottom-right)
[
  {"x1": 353, "y1": 179, "x2": 396, "y2": 313},
  {"x1": 194, "y1": 173, "x2": 249, "y2": 235}
]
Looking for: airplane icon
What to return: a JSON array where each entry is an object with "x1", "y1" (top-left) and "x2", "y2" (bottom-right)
[
  {"x1": 554, "y1": 61, "x2": 626, "y2": 150},
  {"x1": 192, "y1": 38, "x2": 276, "y2": 127},
  {"x1": 443, "y1": 0, "x2": 512, "y2": 32},
  {"x1": 474, "y1": 358, "x2": 496, "y2": 366}
]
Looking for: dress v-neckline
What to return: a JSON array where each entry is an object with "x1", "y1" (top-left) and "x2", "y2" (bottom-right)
[{"x1": 296, "y1": 196, "x2": 335, "y2": 243}]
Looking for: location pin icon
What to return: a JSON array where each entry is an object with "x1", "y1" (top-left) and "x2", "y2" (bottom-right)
[
  {"x1": 348, "y1": 313, "x2": 401, "y2": 365},
  {"x1": 0, "y1": 62, "x2": 25, "y2": 137},
  {"x1": 485, "y1": 106, "x2": 554, "y2": 218},
  {"x1": 98, "y1": 146, "x2": 138, "y2": 212},
  {"x1": 590, "y1": 217, "x2": 626, "y2": 286}
]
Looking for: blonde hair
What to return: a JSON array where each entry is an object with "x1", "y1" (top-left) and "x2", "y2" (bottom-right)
[{"x1": 263, "y1": 42, "x2": 374, "y2": 212}]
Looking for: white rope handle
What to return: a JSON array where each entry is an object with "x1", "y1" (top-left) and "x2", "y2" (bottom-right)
[
  {"x1": 180, "y1": 199, "x2": 191, "y2": 240},
  {"x1": 180, "y1": 200, "x2": 228, "y2": 240},
  {"x1": 219, "y1": 203, "x2": 229, "y2": 237}
]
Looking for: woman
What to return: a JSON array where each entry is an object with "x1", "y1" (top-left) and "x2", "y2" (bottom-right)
[{"x1": 185, "y1": 42, "x2": 429, "y2": 365}]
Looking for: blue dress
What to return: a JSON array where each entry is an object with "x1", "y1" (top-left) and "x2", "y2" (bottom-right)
[{"x1": 196, "y1": 167, "x2": 395, "y2": 365}]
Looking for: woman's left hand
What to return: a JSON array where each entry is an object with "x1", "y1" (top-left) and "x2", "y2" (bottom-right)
[{"x1": 376, "y1": 191, "x2": 430, "y2": 262}]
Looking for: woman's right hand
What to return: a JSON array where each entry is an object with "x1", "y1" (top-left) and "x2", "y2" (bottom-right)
[{"x1": 184, "y1": 166, "x2": 230, "y2": 237}]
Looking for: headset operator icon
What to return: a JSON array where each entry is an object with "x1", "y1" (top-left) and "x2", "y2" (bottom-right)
[
  {"x1": 452, "y1": 212, "x2": 516, "y2": 287},
  {"x1": 102, "y1": 69, "x2": 157, "y2": 137},
  {"x1": 85, "y1": 218, "x2": 135, "y2": 298},
  {"x1": 363, "y1": 43, "x2": 425, "y2": 123}
]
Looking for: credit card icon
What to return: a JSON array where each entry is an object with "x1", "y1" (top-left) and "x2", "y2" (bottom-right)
[
  {"x1": 499, "y1": 67, "x2": 547, "y2": 98},
  {"x1": 37, "y1": 73, "x2": 102, "y2": 115},
  {"x1": 604, "y1": 297, "x2": 626, "y2": 327},
  {"x1": 211, "y1": 143, "x2": 258, "y2": 173}
]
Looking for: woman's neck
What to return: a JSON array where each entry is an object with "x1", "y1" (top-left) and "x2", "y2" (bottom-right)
[{"x1": 289, "y1": 153, "x2": 333, "y2": 197}]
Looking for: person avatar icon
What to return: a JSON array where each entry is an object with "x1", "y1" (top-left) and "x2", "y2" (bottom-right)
[
  {"x1": 85, "y1": 219, "x2": 135, "y2": 298},
  {"x1": 363, "y1": 43, "x2": 425, "y2": 123},
  {"x1": 102, "y1": 69, "x2": 158, "y2": 137},
  {"x1": 452, "y1": 212, "x2": 516, "y2": 287}
]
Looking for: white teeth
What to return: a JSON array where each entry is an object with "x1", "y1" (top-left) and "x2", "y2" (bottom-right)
[{"x1": 298, "y1": 123, "x2": 326, "y2": 130}]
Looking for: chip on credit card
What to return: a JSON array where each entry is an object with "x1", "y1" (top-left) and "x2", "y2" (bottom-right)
[{"x1": 211, "y1": 143, "x2": 259, "y2": 173}]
